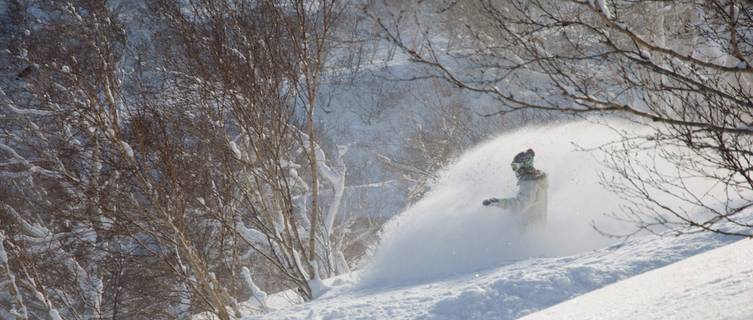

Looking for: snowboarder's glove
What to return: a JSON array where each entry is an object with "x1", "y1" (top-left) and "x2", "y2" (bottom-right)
[{"x1": 482, "y1": 198, "x2": 499, "y2": 206}]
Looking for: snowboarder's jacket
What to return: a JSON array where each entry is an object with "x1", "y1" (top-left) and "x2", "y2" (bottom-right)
[{"x1": 491, "y1": 167, "x2": 548, "y2": 230}]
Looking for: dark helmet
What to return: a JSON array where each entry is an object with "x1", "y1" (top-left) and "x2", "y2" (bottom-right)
[{"x1": 511, "y1": 149, "x2": 535, "y2": 171}]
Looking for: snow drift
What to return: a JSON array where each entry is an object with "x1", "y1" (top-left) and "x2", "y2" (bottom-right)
[
  {"x1": 360, "y1": 120, "x2": 659, "y2": 285},
  {"x1": 242, "y1": 221, "x2": 747, "y2": 320},
  {"x1": 521, "y1": 238, "x2": 753, "y2": 320}
]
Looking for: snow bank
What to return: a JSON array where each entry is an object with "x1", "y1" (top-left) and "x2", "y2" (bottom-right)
[
  {"x1": 243, "y1": 219, "x2": 746, "y2": 320},
  {"x1": 521, "y1": 238, "x2": 753, "y2": 320},
  {"x1": 359, "y1": 121, "x2": 637, "y2": 285}
]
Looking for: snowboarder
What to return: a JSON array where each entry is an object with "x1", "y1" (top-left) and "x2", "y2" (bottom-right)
[{"x1": 482, "y1": 149, "x2": 548, "y2": 230}]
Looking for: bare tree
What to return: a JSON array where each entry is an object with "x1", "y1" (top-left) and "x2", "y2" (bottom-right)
[
  {"x1": 0, "y1": 0, "x2": 241, "y2": 318},
  {"x1": 1, "y1": 1, "x2": 368, "y2": 319},
  {"x1": 374, "y1": 78, "x2": 488, "y2": 203},
  {"x1": 151, "y1": 0, "x2": 354, "y2": 301},
  {"x1": 367, "y1": 0, "x2": 753, "y2": 237}
]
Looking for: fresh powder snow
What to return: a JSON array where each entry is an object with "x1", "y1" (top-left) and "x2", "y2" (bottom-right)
[
  {"x1": 359, "y1": 121, "x2": 634, "y2": 286},
  {"x1": 521, "y1": 238, "x2": 753, "y2": 320},
  {"x1": 236, "y1": 120, "x2": 751, "y2": 320}
]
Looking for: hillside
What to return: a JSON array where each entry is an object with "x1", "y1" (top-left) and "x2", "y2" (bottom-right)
[
  {"x1": 237, "y1": 121, "x2": 752, "y2": 320},
  {"x1": 522, "y1": 238, "x2": 753, "y2": 320},
  {"x1": 242, "y1": 221, "x2": 747, "y2": 320}
]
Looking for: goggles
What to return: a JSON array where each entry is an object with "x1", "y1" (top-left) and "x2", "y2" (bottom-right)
[{"x1": 511, "y1": 162, "x2": 522, "y2": 171}]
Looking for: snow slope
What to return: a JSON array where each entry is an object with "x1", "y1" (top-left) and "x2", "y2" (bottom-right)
[
  {"x1": 243, "y1": 228, "x2": 745, "y2": 320},
  {"x1": 522, "y1": 238, "x2": 753, "y2": 320},
  {"x1": 239, "y1": 120, "x2": 749, "y2": 320}
]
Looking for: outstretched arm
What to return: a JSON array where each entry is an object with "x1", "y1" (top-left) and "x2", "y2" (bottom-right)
[{"x1": 484, "y1": 181, "x2": 536, "y2": 211}]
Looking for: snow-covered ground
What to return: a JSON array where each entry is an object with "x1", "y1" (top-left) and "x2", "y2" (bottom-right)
[
  {"x1": 237, "y1": 121, "x2": 751, "y2": 320},
  {"x1": 242, "y1": 229, "x2": 745, "y2": 320},
  {"x1": 522, "y1": 238, "x2": 753, "y2": 320}
]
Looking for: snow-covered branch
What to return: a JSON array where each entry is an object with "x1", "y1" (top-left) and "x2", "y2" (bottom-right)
[
  {"x1": 0, "y1": 88, "x2": 52, "y2": 116},
  {"x1": 0, "y1": 142, "x2": 63, "y2": 179},
  {"x1": 2, "y1": 204, "x2": 49, "y2": 239},
  {"x1": 241, "y1": 267, "x2": 270, "y2": 311},
  {"x1": 235, "y1": 215, "x2": 270, "y2": 245},
  {"x1": 589, "y1": 0, "x2": 613, "y2": 20},
  {"x1": 321, "y1": 145, "x2": 348, "y2": 235},
  {"x1": 0, "y1": 231, "x2": 28, "y2": 320},
  {"x1": 298, "y1": 132, "x2": 349, "y2": 235},
  {"x1": 1, "y1": 204, "x2": 103, "y2": 319}
]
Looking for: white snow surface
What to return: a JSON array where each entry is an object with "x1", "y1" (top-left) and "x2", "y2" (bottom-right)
[
  {"x1": 239, "y1": 120, "x2": 750, "y2": 320},
  {"x1": 522, "y1": 238, "x2": 753, "y2": 320},
  {"x1": 244, "y1": 229, "x2": 746, "y2": 320}
]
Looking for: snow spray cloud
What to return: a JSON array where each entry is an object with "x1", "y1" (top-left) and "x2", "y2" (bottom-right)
[{"x1": 359, "y1": 121, "x2": 641, "y2": 285}]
